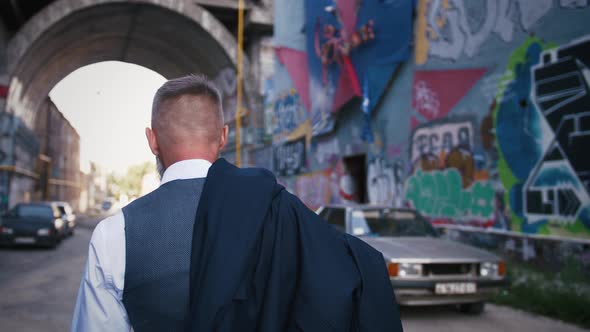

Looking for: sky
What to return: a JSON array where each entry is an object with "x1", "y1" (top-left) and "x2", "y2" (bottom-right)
[{"x1": 49, "y1": 61, "x2": 166, "y2": 175}]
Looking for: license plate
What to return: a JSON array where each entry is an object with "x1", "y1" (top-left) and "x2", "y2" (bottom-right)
[
  {"x1": 435, "y1": 282, "x2": 476, "y2": 294},
  {"x1": 14, "y1": 237, "x2": 36, "y2": 244}
]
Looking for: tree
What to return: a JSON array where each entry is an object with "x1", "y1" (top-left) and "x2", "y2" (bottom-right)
[{"x1": 107, "y1": 161, "x2": 155, "y2": 198}]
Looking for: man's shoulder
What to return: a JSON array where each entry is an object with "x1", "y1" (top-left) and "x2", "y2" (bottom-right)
[
  {"x1": 122, "y1": 185, "x2": 168, "y2": 213},
  {"x1": 208, "y1": 164, "x2": 279, "y2": 198},
  {"x1": 92, "y1": 212, "x2": 124, "y2": 241}
]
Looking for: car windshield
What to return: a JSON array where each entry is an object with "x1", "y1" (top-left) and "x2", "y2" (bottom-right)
[
  {"x1": 16, "y1": 205, "x2": 53, "y2": 218},
  {"x1": 350, "y1": 209, "x2": 438, "y2": 237}
]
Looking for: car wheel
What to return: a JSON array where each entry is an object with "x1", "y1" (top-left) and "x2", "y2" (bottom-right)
[
  {"x1": 47, "y1": 239, "x2": 59, "y2": 249},
  {"x1": 458, "y1": 302, "x2": 485, "y2": 315}
]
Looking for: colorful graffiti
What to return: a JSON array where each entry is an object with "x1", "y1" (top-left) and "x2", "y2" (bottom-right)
[
  {"x1": 273, "y1": 137, "x2": 307, "y2": 176},
  {"x1": 273, "y1": 89, "x2": 310, "y2": 142},
  {"x1": 525, "y1": 37, "x2": 590, "y2": 225},
  {"x1": 495, "y1": 35, "x2": 590, "y2": 236},
  {"x1": 295, "y1": 170, "x2": 331, "y2": 210},
  {"x1": 250, "y1": 146, "x2": 273, "y2": 171},
  {"x1": 268, "y1": 0, "x2": 590, "y2": 239},
  {"x1": 410, "y1": 118, "x2": 491, "y2": 188},
  {"x1": 314, "y1": 136, "x2": 341, "y2": 165},
  {"x1": 406, "y1": 169, "x2": 495, "y2": 220},
  {"x1": 415, "y1": 0, "x2": 555, "y2": 64},
  {"x1": 367, "y1": 157, "x2": 405, "y2": 207},
  {"x1": 412, "y1": 69, "x2": 486, "y2": 127},
  {"x1": 410, "y1": 119, "x2": 473, "y2": 163}
]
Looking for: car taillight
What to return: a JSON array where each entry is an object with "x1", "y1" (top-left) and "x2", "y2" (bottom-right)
[
  {"x1": 498, "y1": 261, "x2": 506, "y2": 277},
  {"x1": 1, "y1": 226, "x2": 14, "y2": 235},
  {"x1": 387, "y1": 263, "x2": 399, "y2": 277}
]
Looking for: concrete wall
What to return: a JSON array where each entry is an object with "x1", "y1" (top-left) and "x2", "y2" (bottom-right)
[{"x1": 269, "y1": 0, "x2": 590, "y2": 239}]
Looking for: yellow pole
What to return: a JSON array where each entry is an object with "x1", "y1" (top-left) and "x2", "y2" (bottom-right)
[{"x1": 235, "y1": 0, "x2": 245, "y2": 167}]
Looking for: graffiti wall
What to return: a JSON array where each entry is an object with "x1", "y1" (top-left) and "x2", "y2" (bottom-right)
[
  {"x1": 269, "y1": 0, "x2": 590, "y2": 239},
  {"x1": 408, "y1": 0, "x2": 590, "y2": 237}
]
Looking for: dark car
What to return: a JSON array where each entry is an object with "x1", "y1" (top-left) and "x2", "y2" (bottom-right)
[
  {"x1": 317, "y1": 205, "x2": 508, "y2": 314},
  {"x1": 51, "y1": 201, "x2": 76, "y2": 236},
  {"x1": 0, "y1": 203, "x2": 66, "y2": 248},
  {"x1": 101, "y1": 199, "x2": 114, "y2": 212}
]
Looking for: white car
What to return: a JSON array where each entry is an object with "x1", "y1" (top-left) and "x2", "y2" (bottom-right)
[{"x1": 317, "y1": 205, "x2": 508, "y2": 314}]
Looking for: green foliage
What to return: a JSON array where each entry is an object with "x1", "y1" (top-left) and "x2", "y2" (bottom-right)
[
  {"x1": 564, "y1": 220, "x2": 590, "y2": 236},
  {"x1": 493, "y1": 259, "x2": 590, "y2": 329},
  {"x1": 107, "y1": 161, "x2": 156, "y2": 198}
]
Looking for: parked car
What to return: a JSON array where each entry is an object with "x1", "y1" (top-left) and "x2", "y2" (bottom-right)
[
  {"x1": 316, "y1": 205, "x2": 508, "y2": 314},
  {"x1": 0, "y1": 202, "x2": 66, "y2": 248},
  {"x1": 51, "y1": 201, "x2": 76, "y2": 236},
  {"x1": 101, "y1": 198, "x2": 116, "y2": 213}
]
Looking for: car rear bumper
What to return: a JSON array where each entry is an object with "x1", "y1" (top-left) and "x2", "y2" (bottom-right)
[
  {"x1": 0, "y1": 234, "x2": 60, "y2": 247},
  {"x1": 391, "y1": 278, "x2": 508, "y2": 306}
]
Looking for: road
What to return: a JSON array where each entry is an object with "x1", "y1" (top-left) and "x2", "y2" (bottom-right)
[{"x1": 0, "y1": 216, "x2": 588, "y2": 332}]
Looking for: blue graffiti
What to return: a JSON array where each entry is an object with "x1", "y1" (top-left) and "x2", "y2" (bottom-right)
[
  {"x1": 578, "y1": 206, "x2": 590, "y2": 229},
  {"x1": 521, "y1": 219, "x2": 548, "y2": 234},
  {"x1": 496, "y1": 42, "x2": 544, "y2": 181},
  {"x1": 274, "y1": 92, "x2": 308, "y2": 136},
  {"x1": 533, "y1": 164, "x2": 581, "y2": 189}
]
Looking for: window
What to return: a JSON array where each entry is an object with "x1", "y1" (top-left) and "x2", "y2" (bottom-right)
[
  {"x1": 16, "y1": 205, "x2": 53, "y2": 219},
  {"x1": 324, "y1": 208, "x2": 346, "y2": 233},
  {"x1": 351, "y1": 209, "x2": 438, "y2": 237}
]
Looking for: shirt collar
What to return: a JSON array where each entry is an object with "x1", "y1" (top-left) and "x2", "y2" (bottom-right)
[{"x1": 160, "y1": 159, "x2": 212, "y2": 186}]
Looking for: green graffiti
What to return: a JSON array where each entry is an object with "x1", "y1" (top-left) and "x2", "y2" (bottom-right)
[{"x1": 406, "y1": 169, "x2": 495, "y2": 219}]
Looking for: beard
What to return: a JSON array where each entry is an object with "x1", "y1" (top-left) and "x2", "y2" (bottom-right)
[{"x1": 156, "y1": 156, "x2": 166, "y2": 179}]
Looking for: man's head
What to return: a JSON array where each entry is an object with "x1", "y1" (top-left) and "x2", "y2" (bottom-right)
[{"x1": 146, "y1": 74, "x2": 228, "y2": 174}]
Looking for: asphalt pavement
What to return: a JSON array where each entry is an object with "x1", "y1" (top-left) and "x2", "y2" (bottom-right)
[{"x1": 0, "y1": 215, "x2": 588, "y2": 332}]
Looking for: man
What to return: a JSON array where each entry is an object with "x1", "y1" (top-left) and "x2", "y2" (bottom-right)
[{"x1": 72, "y1": 75, "x2": 403, "y2": 331}]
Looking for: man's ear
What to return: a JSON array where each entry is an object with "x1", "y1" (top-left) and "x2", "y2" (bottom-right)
[
  {"x1": 219, "y1": 125, "x2": 229, "y2": 151},
  {"x1": 145, "y1": 127, "x2": 159, "y2": 156}
]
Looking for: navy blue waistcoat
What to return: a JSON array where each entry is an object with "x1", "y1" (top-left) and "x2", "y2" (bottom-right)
[{"x1": 122, "y1": 178, "x2": 205, "y2": 332}]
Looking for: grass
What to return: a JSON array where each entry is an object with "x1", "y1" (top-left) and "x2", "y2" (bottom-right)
[{"x1": 492, "y1": 258, "x2": 590, "y2": 329}]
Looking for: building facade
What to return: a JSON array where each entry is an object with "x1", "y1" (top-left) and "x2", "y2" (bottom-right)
[
  {"x1": 34, "y1": 97, "x2": 81, "y2": 210},
  {"x1": 263, "y1": 0, "x2": 590, "y2": 239},
  {"x1": 0, "y1": 111, "x2": 39, "y2": 211}
]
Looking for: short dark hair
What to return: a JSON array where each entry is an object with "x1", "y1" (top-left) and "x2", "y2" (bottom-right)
[{"x1": 151, "y1": 74, "x2": 222, "y2": 126}]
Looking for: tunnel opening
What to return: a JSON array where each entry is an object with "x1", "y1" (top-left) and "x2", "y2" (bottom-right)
[{"x1": 1, "y1": 0, "x2": 258, "y2": 212}]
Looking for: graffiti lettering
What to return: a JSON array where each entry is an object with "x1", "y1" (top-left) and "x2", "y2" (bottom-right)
[
  {"x1": 273, "y1": 137, "x2": 306, "y2": 176},
  {"x1": 410, "y1": 120, "x2": 473, "y2": 163},
  {"x1": 296, "y1": 171, "x2": 331, "y2": 210},
  {"x1": 273, "y1": 90, "x2": 308, "y2": 139},
  {"x1": 367, "y1": 157, "x2": 405, "y2": 206},
  {"x1": 250, "y1": 146, "x2": 273, "y2": 171},
  {"x1": 314, "y1": 137, "x2": 340, "y2": 164},
  {"x1": 523, "y1": 37, "x2": 590, "y2": 224},
  {"x1": 415, "y1": 0, "x2": 552, "y2": 64},
  {"x1": 406, "y1": 169, "x2": 495, "y2": 220},
  {"x1": 414, "y1": 80, "x2": 440, "y2": 118}
]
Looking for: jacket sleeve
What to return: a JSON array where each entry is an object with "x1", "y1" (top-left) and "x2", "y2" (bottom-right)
[{"x1": 345, "y1": 234, "x2": 404, "y2": 332}]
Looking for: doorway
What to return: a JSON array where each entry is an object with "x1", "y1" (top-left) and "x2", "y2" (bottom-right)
[{"x1": 342, "y1": 154, "x2": 367, "y2": 203}]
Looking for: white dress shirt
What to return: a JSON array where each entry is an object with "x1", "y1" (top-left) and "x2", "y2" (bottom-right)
[{"x1": 71, "y1": 159, "x2": 212, "y2": 332}]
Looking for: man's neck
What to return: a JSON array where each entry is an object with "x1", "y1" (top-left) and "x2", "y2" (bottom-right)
[{"x1": 162, "y1": 151, "x2": 217, "y2": 169}]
